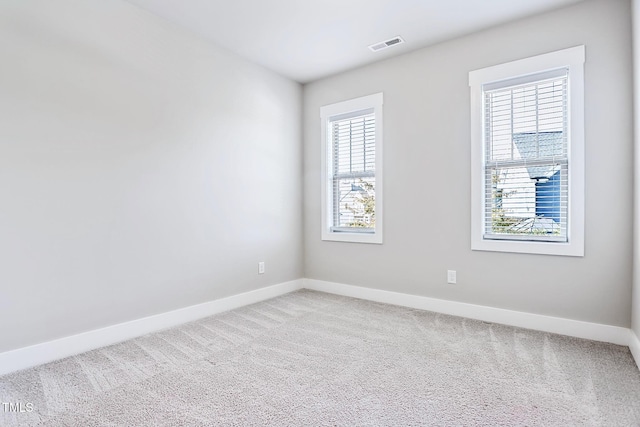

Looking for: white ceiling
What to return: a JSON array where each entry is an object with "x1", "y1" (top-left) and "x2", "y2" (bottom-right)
[{"x1": 124, "y1": 0, "x2": 585, "y2": 83}]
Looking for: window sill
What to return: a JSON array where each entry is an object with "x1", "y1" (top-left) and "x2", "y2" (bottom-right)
[
  {"x1": 321, "y1": 231, "x2": 383, "y2": 244},
  {"x1": 471, "y1": 236, "x2": 583, "y2": 257}
]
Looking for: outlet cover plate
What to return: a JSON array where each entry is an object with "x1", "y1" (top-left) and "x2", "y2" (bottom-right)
[{"x1": 447, "y1": 270, "x2": 456, "y2": 284}]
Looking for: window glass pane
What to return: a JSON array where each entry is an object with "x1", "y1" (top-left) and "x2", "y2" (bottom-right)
[
  {"x1": 486, "y1": 77, "x2": 566, "y2": 163},
  {"x1": 484, "y1": 73, "x2": 568, "y2": 242},
  {"x1": 486, "y1": 164, "x2": 567, "y2": 241},
  {"x1": 332, "y1": 114, "x2": 375, "y2": 175},
  {"x1": 333, "y1": 177, "x2": 375, "y2": 229}
]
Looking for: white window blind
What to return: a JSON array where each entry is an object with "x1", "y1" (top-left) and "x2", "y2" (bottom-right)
[
  {"x1": 483, "y1": 69, "x2": 568, "y2": 242},
  {"x1": 330, "y1": 110, "x2": 376, "y2": 233}
]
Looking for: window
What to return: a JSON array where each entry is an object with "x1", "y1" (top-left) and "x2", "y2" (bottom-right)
[
  {"x1": 320, "y1": 93, "x2": 383, "y2": 243},
  {"x1": 469, "y1": 46, "x2": 585, "y2": 256}
]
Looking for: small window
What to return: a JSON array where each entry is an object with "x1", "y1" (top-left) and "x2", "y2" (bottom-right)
[
  {"x1": 320, "y1": 93, "x2": 383, "y2": 243},
  {"x1": 469, "y1": 46, "x2": 585, "y2": 256}
]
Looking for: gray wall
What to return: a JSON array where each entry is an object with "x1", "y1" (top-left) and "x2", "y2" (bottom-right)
[
  {"x1": 633, "y1": 0, "x2": 640, "y2": 339},
  {"x1": 303, "y1": 0, "x2": 634, "y2": 327},
  {"x1": 0, "y1": 0, "x2": 302, "y2": 353}
]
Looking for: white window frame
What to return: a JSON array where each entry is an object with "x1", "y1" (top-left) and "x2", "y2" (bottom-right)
[
  {"x1": 469, "y1": 46, "x2": 585, "y2": 257},
  {"x1": 320, "y1": 93, "x2": 383, "y2": 244}
]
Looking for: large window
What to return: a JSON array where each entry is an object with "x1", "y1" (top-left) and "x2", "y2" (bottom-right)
[
  {"x1": 320, "y1": 93, "x2": 383, "y2": 243},
  {"x1": 469, "y1": 46, "x2": 585, "y2": 256}
]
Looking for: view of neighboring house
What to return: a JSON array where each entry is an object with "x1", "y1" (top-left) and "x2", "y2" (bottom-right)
[{"x1": 495, "y1": 131, "x2": 564, "y2": 234}]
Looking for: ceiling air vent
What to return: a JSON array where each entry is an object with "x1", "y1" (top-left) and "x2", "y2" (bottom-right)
[{"x1": 368, "y1": 36, "x2": 405, "y2": 52}]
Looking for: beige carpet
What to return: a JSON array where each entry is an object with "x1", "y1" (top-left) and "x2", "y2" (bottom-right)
[{"x1": 1, "y1": 289, "x2": 639, "y2": 426}]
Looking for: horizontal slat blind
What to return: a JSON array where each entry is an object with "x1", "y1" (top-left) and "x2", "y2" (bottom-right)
[
  {"x1": 483, "y1": 71, "x2": 568, "y2": 242},
  {"x1": 331, "y1": 113, "x2": 376, "y2": 231}
]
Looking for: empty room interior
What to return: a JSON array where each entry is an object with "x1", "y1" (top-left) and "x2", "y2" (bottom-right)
[{"x1": 2, "y1": 0, "x2": 640, "y2": 425}]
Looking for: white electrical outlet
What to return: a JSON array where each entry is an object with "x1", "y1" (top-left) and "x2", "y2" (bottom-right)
[
  {"x1": 447, "y1": 270, "x2": 457, "y2": 284},
  {"x1": 258, "y1": 262, "x2": 265, "y2": 274}
]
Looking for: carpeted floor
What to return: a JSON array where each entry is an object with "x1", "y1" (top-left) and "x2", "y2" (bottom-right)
[{"x1": 1, "y1": 289, "x2": 639, "y2": 426}]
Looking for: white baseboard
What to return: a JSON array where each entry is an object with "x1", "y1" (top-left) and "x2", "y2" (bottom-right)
[
  {"x1": 0, "y1": 279, "x2": 303, "y2": 376},
  {"x1": 630, "y1": 330, "x2": 640, "y2": 368},
  {"x1": 303, "y1": 279, "x2": 631, "y2": 346}
]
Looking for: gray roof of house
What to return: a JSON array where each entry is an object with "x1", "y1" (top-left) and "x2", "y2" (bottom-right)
[{"x1": 513, "y1": 131, "x2": 563, "y2": 180}]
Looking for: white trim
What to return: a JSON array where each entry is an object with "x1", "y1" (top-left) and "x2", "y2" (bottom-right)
[
  {"x1": 630, "y1": 330, "x2": 640, "y2": 369},
  {"x1": 320, "y1": 92, "x2": 384, "y2": 244},
  {"x1": 0, "y1": 279, "x2": 303, "y2": 376},
  {"x1": 468, "y1": 46, "x2": 586, "y2": 87},
  {"x1": 469, "y1": 46, "x2": 585, "y2": 257},
  {"x1": 303, "y1": 278, "x2": 630, "y2": 346}
]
